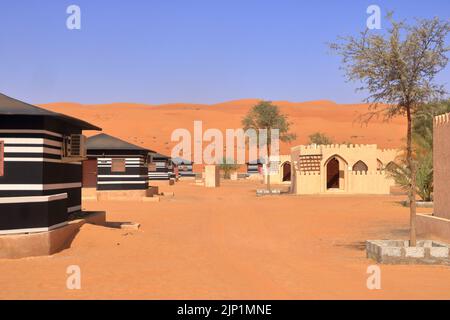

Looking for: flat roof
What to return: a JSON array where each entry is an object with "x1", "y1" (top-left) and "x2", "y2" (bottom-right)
[{"x1": 0, "y1": 93, "x2": 101, "y2": 131}]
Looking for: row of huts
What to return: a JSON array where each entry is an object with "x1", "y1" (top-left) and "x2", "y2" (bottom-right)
[
  {"x1": 0, "y1": 93, "x2": 268, "y2": 235},
  {"x1": 0, "y1": 93, "x2": 192, "y2": 235}
]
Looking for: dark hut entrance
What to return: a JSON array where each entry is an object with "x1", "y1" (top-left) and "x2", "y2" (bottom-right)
[
  {"x1": 282, "y1": 162, "x2": 291, "y2": 182},
  {"x1": 327, "y1": 158, "x2": 340, "y2": 189}
]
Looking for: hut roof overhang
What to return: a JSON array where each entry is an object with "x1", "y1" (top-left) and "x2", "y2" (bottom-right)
[
  {"x1": 0, "y1": 93, "x2": 101, "y2": 131},
  {"x1": 86, "y1": 133, "x2": 154, "y2": 156}
]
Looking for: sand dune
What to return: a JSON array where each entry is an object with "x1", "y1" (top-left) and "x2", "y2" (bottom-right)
[{"x1": 40, "y1": 99, "x2": 406, "y2": 158}]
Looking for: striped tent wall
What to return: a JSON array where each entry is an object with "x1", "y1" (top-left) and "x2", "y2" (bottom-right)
[
  {"x1": 96, "y1": 156, "x2": 149, "y2": 190},
  {"x1": 0, "y1": 128, "x2": 83, "y2": 234},
  {"x1": 247, "y1": 163, "x2": 261, "y2": 175},
  {"x1": 148, "y1": 159, "x2": 171, "y2": 180},
  {"x1": 178, "y1": 163, "x2": 196, "y2": 178}
]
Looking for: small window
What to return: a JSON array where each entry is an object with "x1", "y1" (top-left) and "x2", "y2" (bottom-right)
[
  {"x1": 0, "y1": 141, "x2": 4, "y2": 177},
  {"x1": 352, "y1": 160, "x2": 368, "y2": 172},
  {"x1": 111, "y1": 159, "x2": 126, "y2": 172}
]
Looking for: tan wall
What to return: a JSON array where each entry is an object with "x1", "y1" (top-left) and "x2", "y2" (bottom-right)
[
  {"x1": 263, "y1": 155, "x2": 292, "y2": 185},
  {"x1": 434, "y1": 113, "x2": 450, "y2": 219},
  {"x1": 293, "y1": 172, "x2": 321, "y2": 194},
  {"x1": 291, "y1": 144, "x2": 397, "y2": 195},
  {"x1": 348, "y1": 171, "x2": 394, "y2": 194}
]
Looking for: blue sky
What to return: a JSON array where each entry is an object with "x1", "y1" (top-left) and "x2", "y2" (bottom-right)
[{"x1": 0, "y1": 0, "x2": 449, "y2": 105}]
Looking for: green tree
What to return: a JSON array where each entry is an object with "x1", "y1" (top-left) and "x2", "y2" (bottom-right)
[
  {"x1": 308, "y1": 132, "x2": 334, "y2": 145},
  {"x1": 330, "y1": 16, "x2": 450, "y2": 246},
  {"x1": 218, "y1": 157, "x2": 241, "y2": 179},
  {"x1": 242, "y1": 101, "x2": 296, "y2": 192}
]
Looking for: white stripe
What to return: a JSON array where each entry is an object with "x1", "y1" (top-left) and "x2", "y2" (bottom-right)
[
  {"x1": 0, "y1": 221, "x2": 68, "y2": 235},
  {"x1": 68, "y1": 205, "x2": 82, "y2": 213},
  {"x1": 4, "y1": 157, "x2": 81, "y2": 164},
  {"x1": 98, "y1": 165, "x2": 142, "y2": 168},
  {"x1": 4, "y1": 146, "x2": 62, "y2": 155},
  {"x1": 98, "y1": 161, "x2": 144, "y2": 165},
  {"x1": 1, "y1": 138, "x2": 62, "y2": 147},
  {"x1": 97, "y1": 181, "x2": 147, "y2": 185},
  {"x1": 0, "y1": 129, "x2": 62, "y2": 138},
  {"x1": 98, "y1": 175, "x2": 148, "y2": 178},
  {"x1": 0, "y1": 193, "x2": 67, "y2": 204},
  {"x1": 98, "y1": 157, "x2": 143, "y2": 161},
  {"x1": 0, "y1": 183, "x2": 82, "y2": 191}
]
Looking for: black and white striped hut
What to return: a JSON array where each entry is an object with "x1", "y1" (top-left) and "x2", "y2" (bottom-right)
[
  {"x1": 85, "y1": 134, "x2": 153, "y2": 190},
  {"x1": 247, "y1": 159, "x2": 263, "y2": 176},
  {"x1": 0, "y1": 93, "x2": 101, "y2": 235},
  {"x1": 148, "y1": 152, "x2": 175, "y2": 181}
]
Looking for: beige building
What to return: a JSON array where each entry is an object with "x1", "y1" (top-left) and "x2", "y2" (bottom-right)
[
  {"x1": 289, "y1": 144, "x2": 398, "y2": 195},
  {"x1": 263, "y1": 155, "x2": 293, "y2": 185},
  {"x1": 417, "y1": 113, "x2": 450, "y2": 240}
]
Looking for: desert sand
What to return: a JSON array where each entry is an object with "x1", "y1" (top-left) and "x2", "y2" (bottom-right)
[
  {"x1": 40, "y1": 99, "x2": 406, "y2": 158},
  {"x1": 1, "y1": 179, "x2": 449, "y2": 300}
]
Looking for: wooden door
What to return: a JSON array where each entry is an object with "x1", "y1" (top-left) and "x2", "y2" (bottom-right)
[{"x1": 82, "y1": 159, "x2": 98, "y2": 188}]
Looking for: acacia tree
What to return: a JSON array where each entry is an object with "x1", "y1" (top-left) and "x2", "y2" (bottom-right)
[
  {"x1": 330, "y1": 16, "x2": 449, "y2": 246},
  {"x1": 242, "y1": 101, "x2": 296, "y2": 192},
  {"x1": 308, "y1": 132, "x2": 334, "y2": 145}
]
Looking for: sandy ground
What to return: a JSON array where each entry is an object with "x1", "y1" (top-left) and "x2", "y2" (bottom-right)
[{"x1": 0, "y1": 179, "x2": 448, "y2": 300}]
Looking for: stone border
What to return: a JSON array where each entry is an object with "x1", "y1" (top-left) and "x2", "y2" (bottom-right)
[{"x1": 366, "y1": 240, "x2": 450, "y2": 265}]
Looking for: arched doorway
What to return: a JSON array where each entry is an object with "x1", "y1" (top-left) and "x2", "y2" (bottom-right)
[
  {"x1": 327, "y1": 158, "x2": 340, "y2": 189},
  {"x1": 282, "y1": 162, "x2": 291, "y2": 182},
  {"x1": 352, "y1": 160, "x2": 368, "y2": 172}
]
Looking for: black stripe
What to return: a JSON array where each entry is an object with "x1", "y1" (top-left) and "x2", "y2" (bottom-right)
[
  {"x1": 0, "y1": 198, "x2": 67, "y2": 231},
  {"x1": 97, "y1": 183, "x2": 148, "y2": 190},
  {"x1": 4, "y1": 143, "x2": 61, "y2": 150},
  {"x1": 4, "y1": 152, "x2": 61, "y2": 159},
  {"x1": 98, "y1": 177, "x2": 148, "y2": 182},
  {"x1": 0, "y1": 162, "x2": 81, "y2": 184},
  {"x1": 0, "y1": 133, "x2": 63, "y2": 142}
]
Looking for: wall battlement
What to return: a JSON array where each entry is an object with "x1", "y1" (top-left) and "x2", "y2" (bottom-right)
[{"x1": 435, "y1": 113, "x2": 450, "y2": 126}]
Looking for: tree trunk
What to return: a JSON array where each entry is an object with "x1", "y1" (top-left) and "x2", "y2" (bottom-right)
[
  {"x1": 406, "y1": 107, "x2": 417, "y2": 247},
  {"x1": 266, "y1": 144, "x2": 271, "y2": 192}
]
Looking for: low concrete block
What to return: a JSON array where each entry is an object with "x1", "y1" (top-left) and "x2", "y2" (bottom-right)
[
  {"x1": 366, "y1": 239, "x2": 450, "y2": 265},
  {"x1": 430, "y1": 247, "x2": 449, "y2": 258},
  {"x1": 405, "y1": 247, "x2": 425, "y2": 258},
  {"x1": 120, "y1": 222, "x2": 140, "y2": 230}
]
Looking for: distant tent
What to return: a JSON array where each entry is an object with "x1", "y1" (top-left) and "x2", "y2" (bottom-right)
[
  {"x1": 148, "y1": 152, "x2": 175, "y2": 180},
  {"x1": 85, "y1": 133, "x2": 153, "y2": 190}
]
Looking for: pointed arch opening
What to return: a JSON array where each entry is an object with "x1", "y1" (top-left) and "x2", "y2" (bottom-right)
[
  {"x1": 352, "y1": 160, "x2": 368, "y2": 172},
  {"x1": 324, "y1": 155, "x2": 347, "y2": 190},
  {"x1": 282, "y1": 161, "x2": 291, "y2": 182}
]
